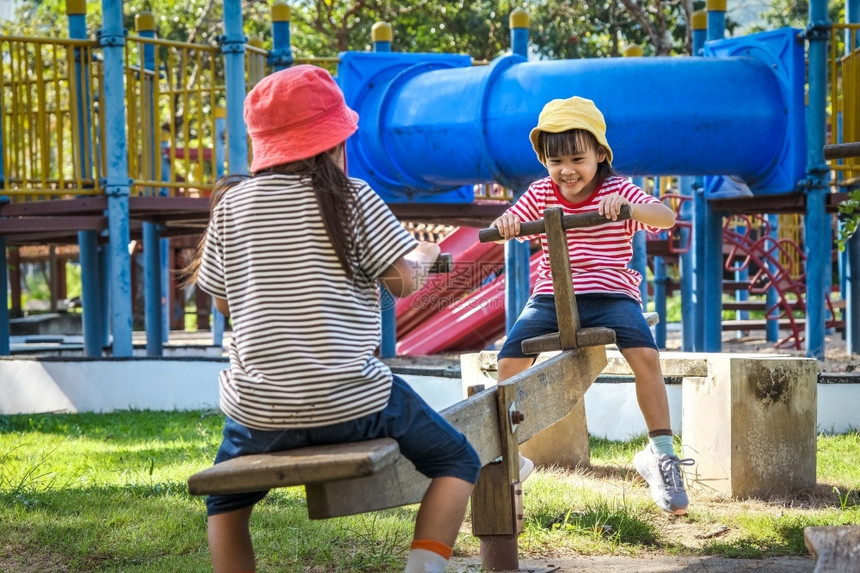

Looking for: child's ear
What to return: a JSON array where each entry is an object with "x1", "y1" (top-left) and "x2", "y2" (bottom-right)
[{"x1": 597, "y1": 147, "x2": 608, "y2": 163}]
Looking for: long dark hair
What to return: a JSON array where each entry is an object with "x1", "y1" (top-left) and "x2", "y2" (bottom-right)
[
  {"x1": 179, "y1": 173, "x2": 250, "y2": 289},
  {"x1": 538, "y1": 129, "x2": 615, "y2": 188},
  {"x1": 259, "y1": 149, "x2": 361, "y2": 280}
]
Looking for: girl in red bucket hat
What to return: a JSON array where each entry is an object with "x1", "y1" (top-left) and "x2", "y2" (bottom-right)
[{"x1": 195, "y1": 65, "x2": 479, "y2": 573}]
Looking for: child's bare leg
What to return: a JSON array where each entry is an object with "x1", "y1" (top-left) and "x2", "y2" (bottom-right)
[
  {"x1": 497, "y1": 357, "x2": 535, "y2": 382},
  {"x1": 620, "y1": 346, "x2": 670, "y2": 431},
  {"x1": 208, "y1": 505, "x2": 255, "y2": 573},
  {"x1": 413, "y1": 476, "x2": 475, "y2": 546}
]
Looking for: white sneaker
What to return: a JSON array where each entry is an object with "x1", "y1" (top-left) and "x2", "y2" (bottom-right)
[
  {"x1": 633, "y1": 445, "x2": 694, "y2": 514},
  {"x1": 518, "y1": 453, "x2": 534, "y2": 482}
]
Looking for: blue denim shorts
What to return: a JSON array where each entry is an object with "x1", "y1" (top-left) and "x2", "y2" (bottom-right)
[
  {"x1": 498, "y1": 293, "x2": 658, "y2": 360},
  {"x1": 205, "y1": 375, "x2": 481, "y2": 516}
]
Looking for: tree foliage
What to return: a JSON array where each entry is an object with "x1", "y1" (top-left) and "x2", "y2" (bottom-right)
[
  {"x1": 747, "y1": 0, "x2": 845, "y2": 33},
  {"x1": 2, "y1": 0, "x2": 710, "y2": 59}
]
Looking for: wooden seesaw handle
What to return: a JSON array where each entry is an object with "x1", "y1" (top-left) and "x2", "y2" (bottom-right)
[
  {"x1": 477, "y1": 204, "x2": 632, "y2": 243},
  {"x1": 428, "y1": 252, "x2": 453, "y2": 274},
  {"x1": 824, "y1": 142, "x2": 860, "y2": 160}
]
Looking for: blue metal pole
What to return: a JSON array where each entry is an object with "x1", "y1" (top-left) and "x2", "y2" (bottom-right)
[
  {"x1": 159, "y1": 142, "x2": 172, "y2": 340},
  {"x1": 380, "y1": 289, "x2": 396, "y2": 358},
  {"x1": 691, "y1": 10, "x2": 707, "y2": 352},
  {"x1": 368, "y1": 21, "x2": 398, "y2": 358},
  {"x1": 0, "y1": 234, "x2": 7, "y2": 355},
  {"x1": 137, "y1": 13, "x2": 164, "y2": 356},
  {"x1": 630, "y1": 176, "x2": 649, "y2": 306},
  {"x1": 222, "y1": 0, "x2": 249, "y2": 176},
  {"x1": 693, "y1": 179, "x2": 706, "y2": 352},
  {"x1": 67, "y1": 0, "x2": 102, "y2": 356},
  {"x1": 77, "y1": 231, "x2": 102, "y2": 354},
  {"x1": 0, "y1": 90, "x2": 5, "y2": 354},
  {"x1": 654, "y1": 255, "x2": 667, "y2": 348},
  {"x1": 0, "y1": 50, "x2": 5, "y2": 354},
  {"x1": 734, "y1": 220, "x2": 750, "y2": 334},
  {"x1": 652, "y1": 178, "x2": 666, "y2": 347},
  {"x1": 766, "y1": 214, "x2": 780, "y2": 342},
  {"x1": 100, "y1": 0, "x2": 133, "y2": 356},
  {"x1": 270, "y1": 2, "x2": 294, "y2": 72},
  {"x1": 845, "y1": 0, "x2": 860, "y2": 354},
  {"x1": 848, "y1": 232, "x2": 860, "y2": 353},
  {"x1": 803, "y1": 0, "x2": 830, "y2": 359},
  {"x1": 679, "y1": 177, "x2": 694, "y2": 351},
  {"x1": 702, "y1": 0, "x2": 727, "y2": 352},
  {"x1": 506, "y1": 9, "x2": 532, "y2": 333},
  {"x1": 625, "y1": 45, "x2": 649, "y2": 310},
  {"x1": 99, "y1": 244, "x2": 111, "y2": 348},
  {"x1": 211, "y1": 110, "x2": 227, "y2": 348}
]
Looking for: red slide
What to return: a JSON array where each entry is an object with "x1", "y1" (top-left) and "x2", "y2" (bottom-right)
[
  {"x1": 395, "y1": 227, "x2": 505, "y2": 338},
  {"x1": 396, "y1": 253, "x2": 541, "y2": 356}
]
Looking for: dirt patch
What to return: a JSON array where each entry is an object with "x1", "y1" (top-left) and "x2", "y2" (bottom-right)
[
  {"x1": 0, "y1": 543, "x2": 69, "y2": 573},
  {"x1": 450, "y1": 554, "x2": 814, "y2": 572},
  {"x1": 449, "y1": 463, "x2": 824, "y2": 572}
]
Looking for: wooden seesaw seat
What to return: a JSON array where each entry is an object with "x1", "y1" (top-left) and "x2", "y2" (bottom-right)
[{"x1": 188, "y1": 438, "x2": 400, "y2": 496}]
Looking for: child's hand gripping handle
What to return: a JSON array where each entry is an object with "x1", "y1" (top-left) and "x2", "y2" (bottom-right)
[{"x1": 478, "y1": 204, "x2": 632, "y2": 243}]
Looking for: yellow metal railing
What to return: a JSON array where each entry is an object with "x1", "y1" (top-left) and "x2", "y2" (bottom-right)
[
  {"x1": 294, "y1": 56, "x2": 339, "y2": 75},
  {"x1": 1, "y1": 32, "x2": 282, "y2": 203},
  {"x1": 829, "y1": 23, "x2": 860, "y2": 187},
  {"x1": 0, "y1": 36, "x2": 103, "y2": 201},
  {"x1": 777, "y1": 213, "x2": 803, "y2": 280},
  {"x1": 246, "y1": 41, "x2": 269, "y2": 88},
  {"x1": 125, "y1": 35, "x2": 222, "y2": 197}
]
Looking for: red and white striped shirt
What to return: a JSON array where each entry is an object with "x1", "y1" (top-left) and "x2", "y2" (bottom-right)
[{"x1": 507, "y1": 175, "x2": 661, "y2": 304}]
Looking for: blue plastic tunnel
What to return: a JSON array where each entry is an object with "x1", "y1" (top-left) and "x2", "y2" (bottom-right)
[{"x1": 339, "y1": 28, "x2": 804, "y2": 201}]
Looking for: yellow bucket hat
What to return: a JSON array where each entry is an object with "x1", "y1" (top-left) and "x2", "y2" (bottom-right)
[{"x1": 529, "y1": 96, "x2": 613, "y2": 165}]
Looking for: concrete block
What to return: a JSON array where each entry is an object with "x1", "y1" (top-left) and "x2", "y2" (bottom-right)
[
  {"x1": 461, "y1": 351, "x2": 590, "y2": 468},
  {"x1": 519, "y1": 400, "x2": 590, "y2": 468},
  {"x1": 682, "y1": 355, "x2": 817, "y2": 498}
]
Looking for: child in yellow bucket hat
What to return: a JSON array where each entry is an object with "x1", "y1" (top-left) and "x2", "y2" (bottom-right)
[{"x1": 492, "y1": 96, "x2": 695, "y2": 515}]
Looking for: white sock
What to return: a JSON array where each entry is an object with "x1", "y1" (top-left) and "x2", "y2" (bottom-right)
[
  {"x1": 404, "y1": 547, "x2": 450, "y2": 573},
  {"x1": 650, "y1": 435, "x2": 675, "y2": 458}
]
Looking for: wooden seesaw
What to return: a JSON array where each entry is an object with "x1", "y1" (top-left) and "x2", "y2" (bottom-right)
[{"x1": 188, "y1": 206, "x2": 630, "y2": 572}]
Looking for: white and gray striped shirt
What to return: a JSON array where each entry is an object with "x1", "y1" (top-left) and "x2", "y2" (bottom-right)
[{"x1": 197, "y1": 173, "x2": 417, "y2": 430}]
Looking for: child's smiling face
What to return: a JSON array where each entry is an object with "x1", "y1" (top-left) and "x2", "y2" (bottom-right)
[{"x1": 545, "y1": 146, "x2": 607, "y2": 202}]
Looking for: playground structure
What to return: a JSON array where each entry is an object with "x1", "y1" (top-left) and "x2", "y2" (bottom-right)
[
  {"x1": 0, "y1": 2, "x2": 859, "y2": 566},
  {"x1": 1, "y1": 1, "x2": 859, "y2": 362},
  {"x1": 0, "y1": 4, "x2": 857, "y2": 570}
]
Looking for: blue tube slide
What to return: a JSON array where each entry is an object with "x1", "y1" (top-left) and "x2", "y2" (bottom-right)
[{"x1": 339, "y1": 28, "x2": 804, "y2": 203}]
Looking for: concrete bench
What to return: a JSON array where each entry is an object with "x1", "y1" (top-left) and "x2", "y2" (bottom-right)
[{"x1": 464, "y1": 349, "x2": 818, "y2": 499}]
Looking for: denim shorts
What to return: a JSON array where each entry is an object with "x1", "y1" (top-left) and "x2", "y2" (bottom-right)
[
  {"x1": 205, "y1": 375, "x2": 481, "y2": 516},
  {"x1": 498, "y1": 293, "x2": 658, "y2": 360}
]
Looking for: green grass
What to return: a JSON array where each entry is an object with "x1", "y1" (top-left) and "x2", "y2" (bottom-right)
[{"x1": 1, "y1": 412, "x2": 858, "y2": 571}]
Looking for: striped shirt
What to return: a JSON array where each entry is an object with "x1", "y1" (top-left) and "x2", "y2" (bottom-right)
[
  {"x1": 507, "y1": 175, "x2": 661, "y2": 303},
  {"x1": 197, "y1": 174, "x2": 417, "y2": 430}
]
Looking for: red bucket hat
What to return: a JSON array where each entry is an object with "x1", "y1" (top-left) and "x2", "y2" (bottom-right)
[{"x1": 244, "y1": 65, "x2": 359, "y2": 172}]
